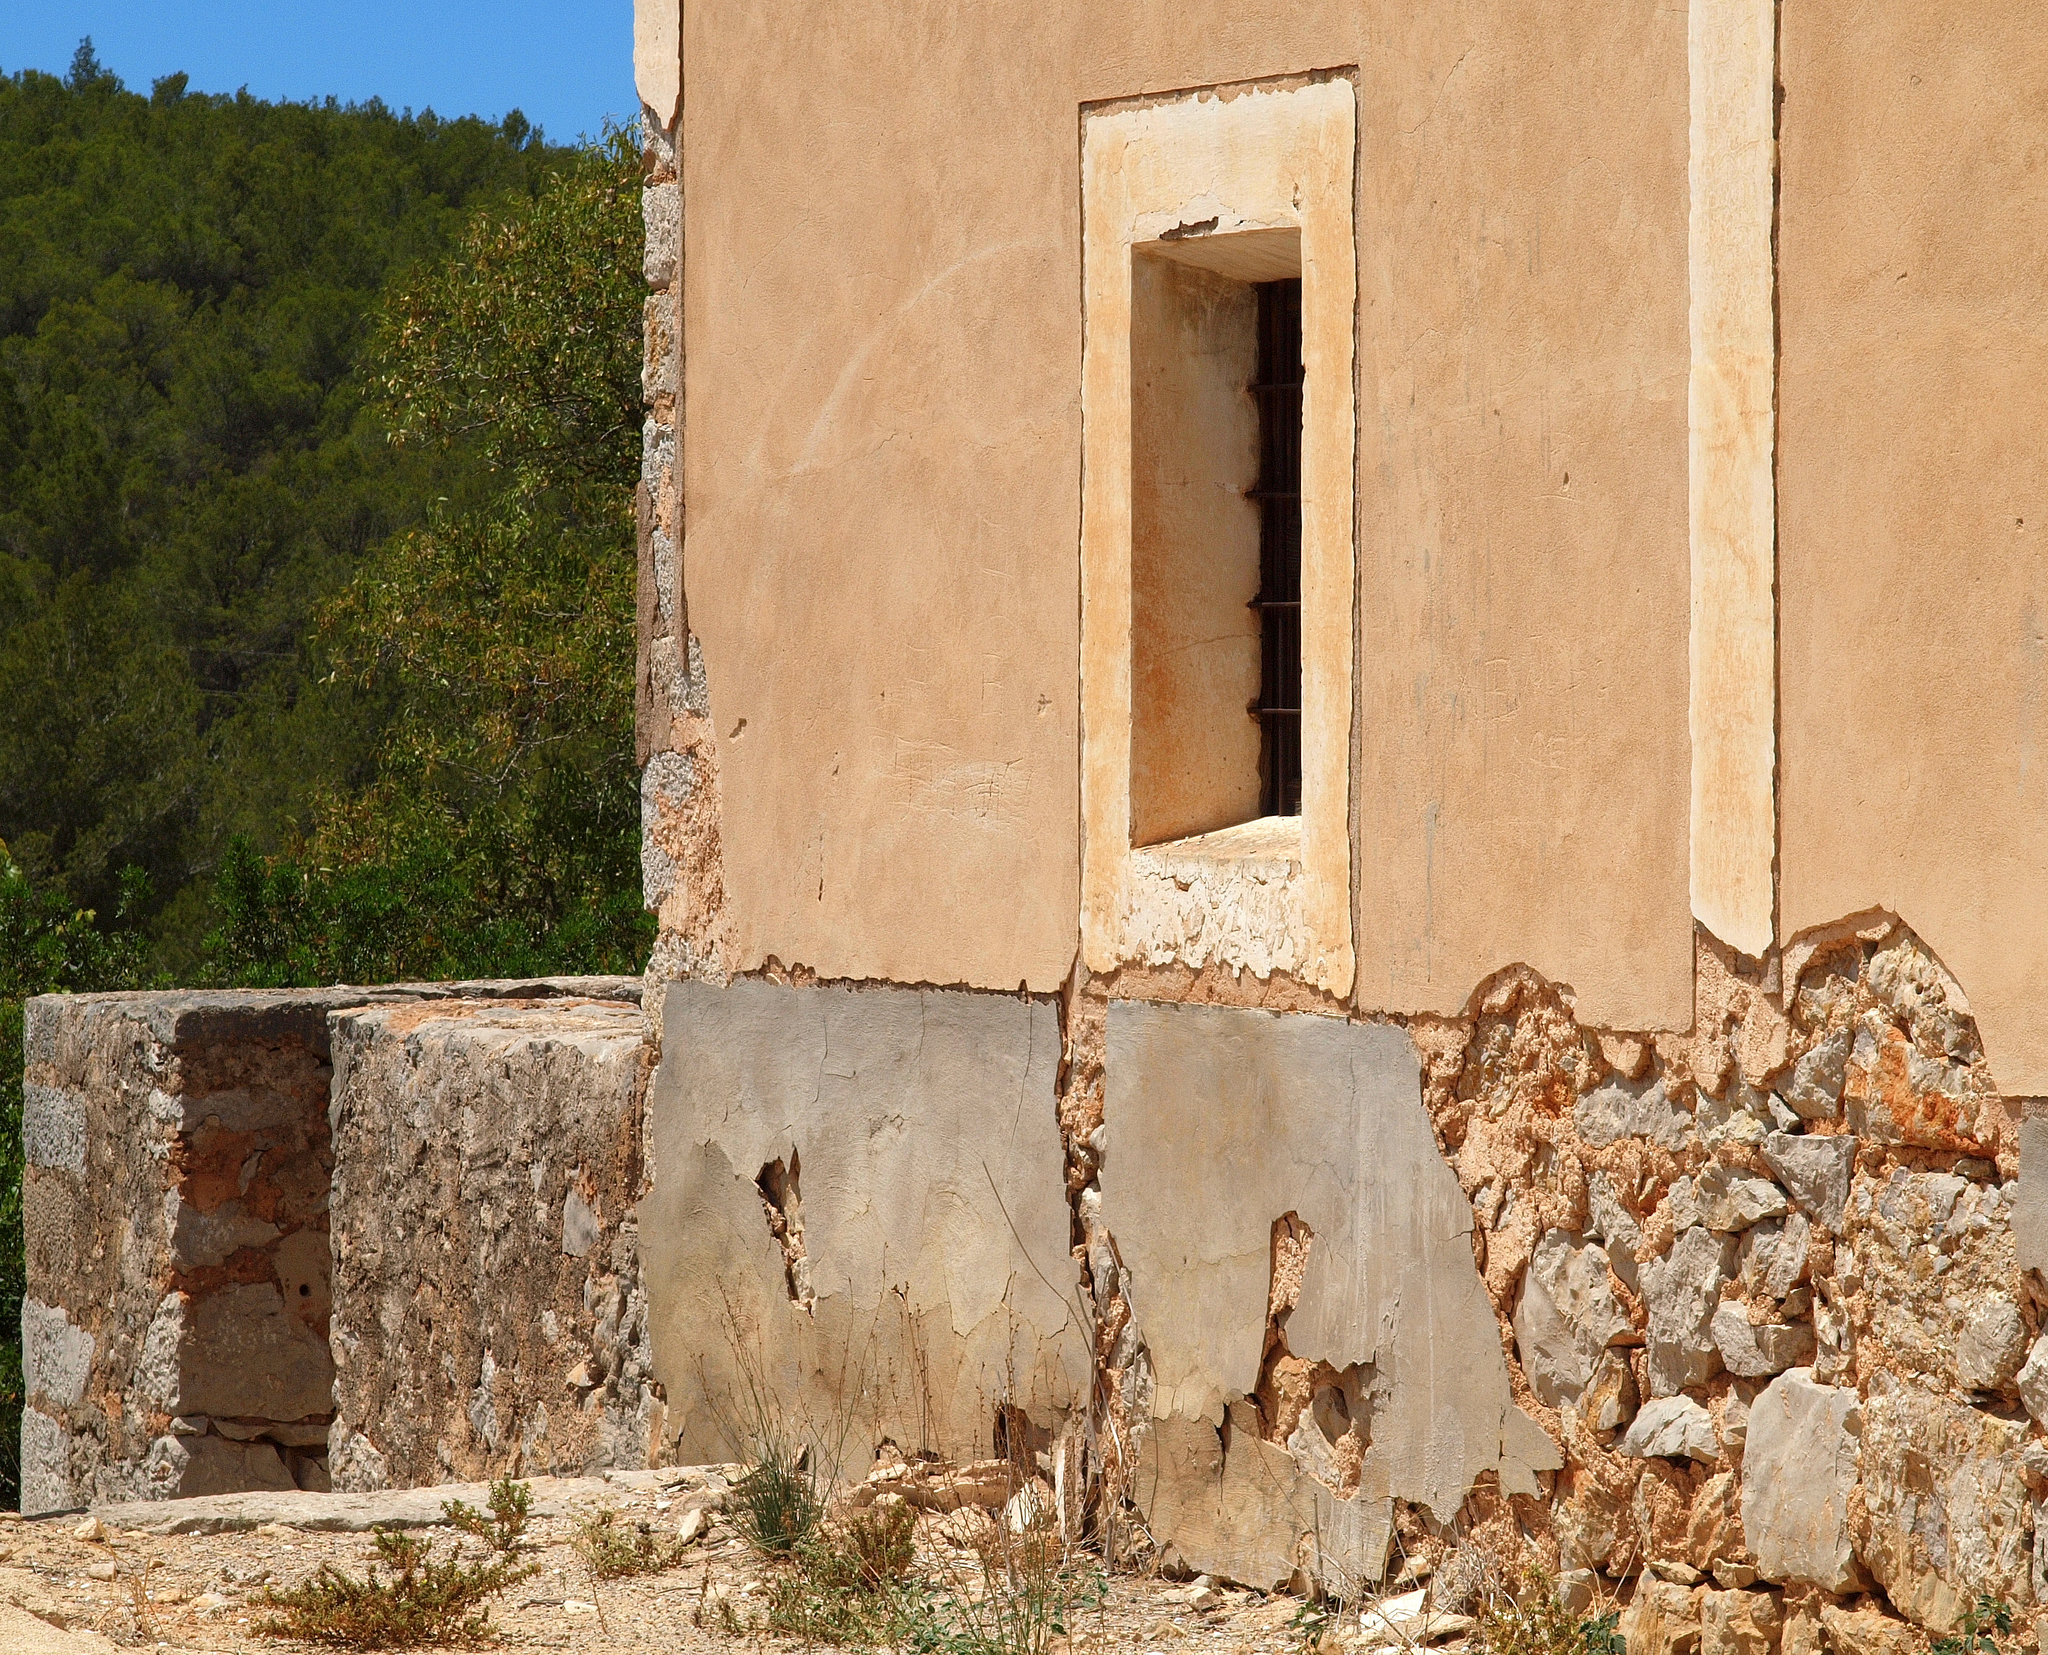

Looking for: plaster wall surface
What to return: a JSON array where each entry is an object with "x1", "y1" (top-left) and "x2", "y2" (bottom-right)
[
  {"x1": 1778, "y1": 1, "x2": 2048, "y2": 1092},
  {"x1": 639, "y1": 978, "x2": 1088, "y2": 1466},
  {"x1": 674, "y1": 0, "x2": 1691, "y2": 1021}
]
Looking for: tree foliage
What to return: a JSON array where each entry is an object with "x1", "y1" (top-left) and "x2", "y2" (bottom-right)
[
  {"x1": 0, "y1": 45, "x2": 554, "y2": 960},
  {"x1": 204, "y1": 126, "x2": 648, "y2": 985},
  {"x1": 0, "y1": 51, "x2": 650, "y2": 1509}
]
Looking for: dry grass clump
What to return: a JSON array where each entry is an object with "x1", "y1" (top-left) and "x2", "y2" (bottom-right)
[{"x1": 255, "y1": 1528, "x2": 535, "y2": 1649}]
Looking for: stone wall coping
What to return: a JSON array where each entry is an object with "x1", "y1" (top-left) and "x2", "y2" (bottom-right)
[
  {"x1": 25, "y1": 976, "x2": 642, "y2": 1053},
  {"x1": 82, "y1": 1466, "x2": 735, "y2": 1533}
]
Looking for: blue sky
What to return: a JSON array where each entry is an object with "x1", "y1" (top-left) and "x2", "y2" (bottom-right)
[{"x1": 0, "y1": 2, "x2": 635, "y2": 144}]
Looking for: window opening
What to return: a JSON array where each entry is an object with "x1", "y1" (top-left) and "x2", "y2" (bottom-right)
[{"x1": 1251, "y1": 278, "x2": 1304, "y2": 817}]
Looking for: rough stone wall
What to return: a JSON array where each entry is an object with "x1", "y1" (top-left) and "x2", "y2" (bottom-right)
[
  {"x1": 1009, "y1": 916, "x2": 2045, "y2": 1647},
  {"x1": 326, "y1": 998, "x2": 657, "y2": 1490},
  {"x1": 635, "y1": 111, "x2": 726, "y2": 1014},
  {"x1": 22, "y1": 990, "x2": 344, "y2": 1514},
  {"x1": 20, "y1": 979, "x2": 639, "y2": 1515}
]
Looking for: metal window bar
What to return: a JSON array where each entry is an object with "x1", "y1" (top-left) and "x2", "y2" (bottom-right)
[{"x1": 1250, "y1": 278, "x2": 1303, "y2": 817}]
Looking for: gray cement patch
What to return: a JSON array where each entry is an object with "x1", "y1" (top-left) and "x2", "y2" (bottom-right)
[
  {"x1": 640, "y1": 978, "x2": 1086, "y2": 1466},
  {"x1": 1103, "y1": 1000, "x2": 1557, "y2": 1579}
]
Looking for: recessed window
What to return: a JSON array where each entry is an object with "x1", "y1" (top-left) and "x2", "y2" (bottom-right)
[
  {"x1": 1079, "y1": 76, "x2": 1357, "y2": 995},
  {"x1": 1127, "y1": 233, "x2": 1301, "y2": 847}
]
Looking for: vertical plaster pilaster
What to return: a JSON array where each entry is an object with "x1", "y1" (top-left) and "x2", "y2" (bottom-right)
[
  {"x1": 633, "y1": 0, "x2": 681, "y2": 129},
  {"x1": 1690, "y1": 0, "x2": 1778, "y2": 958}
]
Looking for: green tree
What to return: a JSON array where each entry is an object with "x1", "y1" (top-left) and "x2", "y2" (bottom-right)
[
  {"x1": 0, "y1": 47, "x2": 556, "y2": 963},
  {"x1": 203, "y1": 127, "x2": 649, "y2": 984}
]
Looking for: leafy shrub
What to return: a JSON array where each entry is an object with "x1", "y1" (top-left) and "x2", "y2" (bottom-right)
[
  {"x1": 572, "y1": 1506, "x2": 689, "y2": 1580},
  {"x1": 255, "y1": 1528, "x2": 534, "y2": 1648},
  {"x1": 1475, "y1": 1567, "x2": 1622, "y2": 1655},
  {"x1": 1934, "y1": 1596, "x2": 2015, "y2": 1655},
  {"x1": 441, "y1": 1475, "x2": 531, "y2": 1554}
]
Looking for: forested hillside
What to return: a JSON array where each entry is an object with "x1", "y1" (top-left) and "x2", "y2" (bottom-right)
[{"x1": 0, "y1": 44, "x2": 649, "y2": 1506}]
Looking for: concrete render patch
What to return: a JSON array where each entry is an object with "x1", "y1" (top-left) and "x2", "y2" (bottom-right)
[
  {"x1": 21, "y1": 1299, "x2": 93, "y2": 1410},
  {"x1": 1103, "y1": 1000, "x2": 1558, "y2": 1572},
  {"x1": 640, "y1": 979, "x2": 1087, "y2": 1465}
]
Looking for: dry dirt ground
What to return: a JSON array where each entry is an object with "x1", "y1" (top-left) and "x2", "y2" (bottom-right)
[{"x1": 0, "y1": 1470, "x2": 1376, "y2": 1655}]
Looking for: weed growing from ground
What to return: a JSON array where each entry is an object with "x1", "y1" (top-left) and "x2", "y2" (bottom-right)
[
  {"x1": 1935, "y1": 1595, "x2": 2015, "y2": 1655},
  {"x1": 572, "y1": 1506, "x2": 691, "y2": 1579},
  {"x1": 732, "y1": 1440, "x2": 826, "y2": 1558},
  {"x1": 762, "y1": 1502, "x2": 921, "y2": 1646},
  {"x1": 1475, "y1": 1567, "x2": 1622, "y2": 1655},
  {"x1": 441, "y1": 1475, "x2": 531, "y2": 1553},
  {"x1": 255, "y1": 1528, "x2": 535, "y2": 1648},
  {"x1": 915, "y1": 1513, "x2": 1107, "y2": 1655}
]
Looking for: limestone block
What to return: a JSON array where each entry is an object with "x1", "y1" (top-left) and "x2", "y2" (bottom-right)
[
  {"x1": 1620, "y1": 1577, "x2": 1704, "y2": 1655},
  {"x1": 1513, "y1": 1229, "x2": 1633, "y2": 1408},
  {"x1": 2015, "y1": 1335, "x2": 2048, "y2": 1424},
  {"x1": 22, "y1": 1082, "x2": 87, "y2": 1174},
  {"x1": 1685, "y1": 1471, "x2": 1747, "y2": 1573},
  {"x1": 1952, "y1": 1297, "x2": 2028, "y2": 1393},
  {"x1": 1618, "y1": 1395, "x2": 1720, "y2": 1464},
  {"x1": 1785, "y1": 1030, "x2": 1849, "y2": 1120},
  {"x1": 330, "y1": 996, "x2": 652, "y2": 1489},
  {"x1": 22, "y1": 1299, "x2": 93, "y2": 1409},
  {"x1": 1697, "y1": 1166, "x2": 1791, "y2": 1232},
  {"x1": 642, "y1": 182, "x2": 678, "y2": 287},
  {"x1": 1741, "y1": 1369, "x2": 1861, "y2": 1593},
  {"x1": 1643, "y1": 1227, "x2": 1738, "y2": 1395},
  {"x1": 642, "y1": 979, "x2": 1088, "y2": 1475},
  {"x1": 1577, "y1": 1075, "x2": 1694, "y2": 1150},
  {"x1": 1738, "y1": 1214, "x2": 1811, "y2": 1301},
  {"x1": 1817, "y1": 1607, "x2": 1925, "y2": 1655},
  {"x1": 1854, "y1": 1375, "x2": 2034, "y2": 1631},
  {"x1": 21, "y1": 1406, "x2": 75, "y2": 1516},
  {"x1": 1712, "y1": 1302, "x2": 1814, "y2": 1378},
  {"x1": 146, "y1": 1434, "x2": 297, "y2": 1499},
  {"x1": 1587, "y1": 1171, "x2": 1647, "y2": 1293},
  {"x1": 177, "y1": 1285, "x2": 334, "y2": 1423},
  {"x1": 1099, "y1": 999, "x2": 1556, "y2": 1583},
  {"x1": 1850, "y1": 1169, "x2": 2028, "y2": 1395},
  {"x1": 1700, "y1": 1588, "x2": 1781, "y2": 1655}
]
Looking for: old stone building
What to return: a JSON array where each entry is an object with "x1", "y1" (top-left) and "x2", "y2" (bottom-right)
[{"x1": 23, "y1": 1, "x2": 2048, "y2": 1648}]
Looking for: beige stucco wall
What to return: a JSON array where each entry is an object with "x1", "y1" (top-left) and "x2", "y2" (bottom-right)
[
  {"x1": 1350, "y1": 2, "x2": 1692, "y2": 1029},
  {"x1": 677, "y1": 2, "x2": 1691, "y2": 1014},
  {"x1": 1778, "y1": 1, "x2": 2048, "y2": 1094}
]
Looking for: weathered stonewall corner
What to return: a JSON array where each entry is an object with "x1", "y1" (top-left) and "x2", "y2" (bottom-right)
[
  {"x1": 21, "y1": 979, "x2": 642, "y2": 1513},
  {"x1": 29, "y1": 3, "x2": 2048, "y2": 1650}
]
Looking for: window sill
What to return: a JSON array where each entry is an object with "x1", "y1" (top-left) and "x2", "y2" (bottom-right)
[
  {"x1": 1123, "y1": 815, "x2": 1312, "y2": 980},
  {"x1": 1132, "y1": 815, "x2": 1302, "y2": 877}
]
